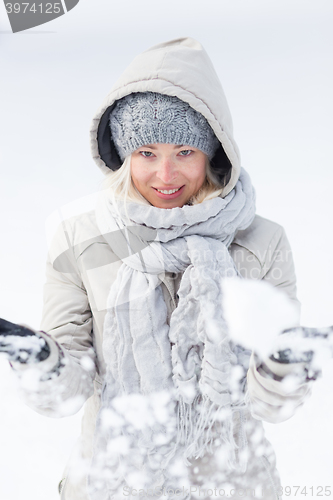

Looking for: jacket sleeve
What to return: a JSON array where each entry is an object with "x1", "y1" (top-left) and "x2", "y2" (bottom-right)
[
  {"x1": 12, "y1": 219, "x2": 96, "y2": 418},
  {"x1": 246, "y1": 226, "x2": 312, "y2": 423},
  {"x1": 260, "y1": 225, "x2": 300, "y2": 313}
]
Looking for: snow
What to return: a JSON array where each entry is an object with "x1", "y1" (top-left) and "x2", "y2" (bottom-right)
[
  {"x1": 222, "y1": 278, "x2": 300, "y2": 358},
  {"x1": 1, "y1": 0, "x2": 333, "y2": 498}
]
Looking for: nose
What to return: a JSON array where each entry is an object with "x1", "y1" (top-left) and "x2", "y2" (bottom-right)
[{"x1": 156, "y1": 157, "x2": 178, "y2": 184}]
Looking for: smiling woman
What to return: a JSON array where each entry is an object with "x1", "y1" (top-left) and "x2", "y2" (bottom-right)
[
  {"x1": 103, "y1": 144, "x2": 226, "y2": 210},
  {"x1": 106, "y1": 90, "x2": 226, "y2": 209},
  {"x1": 1, "y1": 37, "x2": 314, "y2": 500}
]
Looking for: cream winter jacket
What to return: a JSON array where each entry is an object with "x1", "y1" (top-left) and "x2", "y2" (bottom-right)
[{"x1": 15, "y1": 38, "x2": 311, "y2": 499}]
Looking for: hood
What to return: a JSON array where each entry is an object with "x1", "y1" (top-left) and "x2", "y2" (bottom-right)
[{"x1": 90, "y1": 37, "x2": 241, "y2": 196}]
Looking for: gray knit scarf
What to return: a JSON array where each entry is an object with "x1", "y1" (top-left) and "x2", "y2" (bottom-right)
[{"x1": 88, "y1": 168, "x2": 256, "y2": 500}]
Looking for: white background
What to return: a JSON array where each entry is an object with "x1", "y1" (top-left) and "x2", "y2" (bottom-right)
[{"x1": 0, "y1": 0, "x2": 333, "y2": 498}]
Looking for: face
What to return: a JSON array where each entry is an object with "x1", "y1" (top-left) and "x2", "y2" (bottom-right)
[{"x1": 130, "y1": 143, "x2": 207, "y2": 209}]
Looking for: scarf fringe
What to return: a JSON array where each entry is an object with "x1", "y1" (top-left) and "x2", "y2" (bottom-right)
[{"x1": 175, "y1": 395, "x2": 238, "y2": 469}]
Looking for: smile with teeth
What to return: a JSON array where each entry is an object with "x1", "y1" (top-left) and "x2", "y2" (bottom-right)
[{"x1": 155, "y1": 187, "x2": 182, "y2": 194}]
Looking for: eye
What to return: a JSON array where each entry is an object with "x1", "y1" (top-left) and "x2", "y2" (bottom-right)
[
  {"x1": 139, "y1": 151, "x2": 155, "y2": 158},
  {"x1": 178, "y1": 149, "x2": 193, "y2": 156}
]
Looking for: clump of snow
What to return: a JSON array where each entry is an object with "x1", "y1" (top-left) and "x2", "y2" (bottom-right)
[
  {"x1": 101, "y1": 408, "x2": 125, "y2": 429},
  {"x1": 222, "y1": 277, "x2": 299, "y2": 358},
  {"x1": 229, "y1": 365, "x2": 246, "y2": 402},
  {"x1": 112, "y1": 394, "x2": 154, "y2": 430},
  {"x1": 80, "y1": 355, "x2": 95, "y2": 372},
  {"x1": 106, "y1": 435, "x2": 130, "y2": 454},
  {"x1": 167, "y1": 457, "x2": 188, "y2": 478},
  {"x1": 150, "y1": 390, "x2": 174, "y2": 424},
  {"x1": 111, "y1": 390, "x2": 174, "y2": 431}
]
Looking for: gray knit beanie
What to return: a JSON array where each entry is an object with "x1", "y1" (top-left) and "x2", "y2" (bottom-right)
[{"x1": 109, "y1": 92, "x2": 220, "y2": 161}]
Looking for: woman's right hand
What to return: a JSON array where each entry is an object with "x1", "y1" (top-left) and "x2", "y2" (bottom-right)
[{"x1": 0, "y1": 318, "x2": 50, "y2": 364}]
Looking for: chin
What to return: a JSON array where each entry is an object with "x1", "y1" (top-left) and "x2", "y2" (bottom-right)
[{"x1": 153, "y1": 200, "x2": 187, "y2": 209}]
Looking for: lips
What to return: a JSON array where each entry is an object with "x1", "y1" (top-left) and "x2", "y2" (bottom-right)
[{"x1": 153, "y1": 185, "x2": 185, "y2": 199}]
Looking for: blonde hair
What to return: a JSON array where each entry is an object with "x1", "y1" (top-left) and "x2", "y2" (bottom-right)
[{"x1": 102, "y1": 155, "x2": 226, "y2": 207}]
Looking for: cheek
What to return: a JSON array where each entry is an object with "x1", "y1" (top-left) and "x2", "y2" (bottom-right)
[
  {"x1": 192, "y1": 162, "x2": 207, "y2": 187},
  {"x1": 131, "y1": 162, "x2": 149, "y2": 187}
]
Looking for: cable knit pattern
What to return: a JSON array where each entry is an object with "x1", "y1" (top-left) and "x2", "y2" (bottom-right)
[{"x1": 109, "y1": 92, "x2": 220, "y2": 160}]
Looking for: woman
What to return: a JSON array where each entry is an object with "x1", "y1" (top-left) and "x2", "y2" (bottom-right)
[{"x1": 5, "y1": 38, "x2": 311, "y2": 499}]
